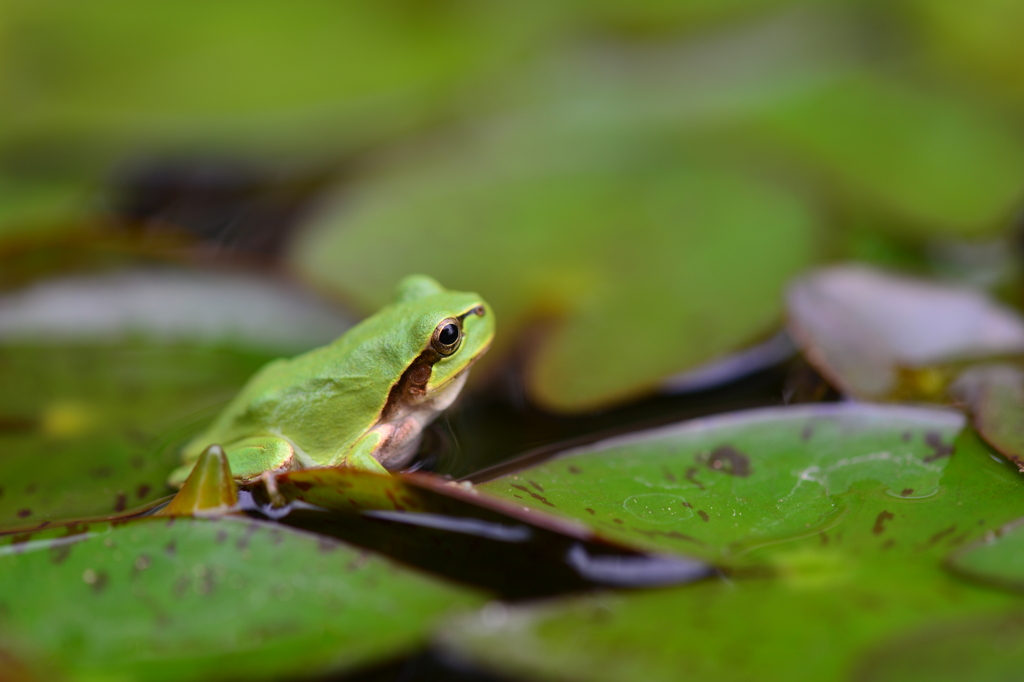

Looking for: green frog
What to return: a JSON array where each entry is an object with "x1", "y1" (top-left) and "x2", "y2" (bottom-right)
[{"x1": 169, "y1": 275, "x2": 493, "y2": 487}]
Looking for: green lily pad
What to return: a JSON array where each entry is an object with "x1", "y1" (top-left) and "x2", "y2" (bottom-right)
[
  {"x1": 0, "y1": 268, "x2": 351, "y2": 352},
  {"x1": 755, "y1": 72, "x2": 1024, "y2": 236},
  {"x1": 947, "y1": 518, "x2": 1024, "y2": 594},
  {"x1": 905, "y1": 0, "x2": 1024, "y2": 104},
  {"x1": 474, "y1": 402, "x2": 965, "y2": 562},
  {"x1": 0, "y1": 175, "x2": 92, "y2": 239},
  {"x1": 0, "y1": 266, "x2": 352, "y2": 531},
  {"x1": 292, "y1": 137, "x2": 817, "y2": 412},
  {"x1": 951, "y1": 364, "x2": 1024, "y2": 471},
  {"x1": 787, "y1": 264, "x2": 1024, "y2": 401},
  {"x1": 440, "y1": 566, "x2": 1018, "y2": 682},
  {"x1": 850, "y1": 609, "x2": 1024, "y2": 682},
  {"x1": 0, "y1": 516, "x2": 480, "y2": 681},
  {"x1": 0, "y1": 342, "x2": 273, "y2": 531},
  {"x1": 578, "y1": 0, "x2": 798, "y2": 35},
  {"x1": 440, "y1": 427, "x2": 1024, "y2": 681}
]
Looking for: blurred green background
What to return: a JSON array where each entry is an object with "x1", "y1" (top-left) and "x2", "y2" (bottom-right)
[
  {"x1": 4, "y1": 0, "x2": 1024, "y2": 413},
  {"x1": 6, "y1": 2, "x2": 1024, "y2": 680}
]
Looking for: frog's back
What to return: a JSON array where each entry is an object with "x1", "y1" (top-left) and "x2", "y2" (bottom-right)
[
  {"x1": 182, "y1": 280, "x2": 483, "y2": 464},
  {"x1": 186, "y1": 326, "x2": 410, "y2": 462}
]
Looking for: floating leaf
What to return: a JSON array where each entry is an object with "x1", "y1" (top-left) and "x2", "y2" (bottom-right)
[
  {"x1": 0, "y1": 516, "x2": 480, "y2": 681},
  {"x1": 756, "y1": 73, "x2": 1024, "y2": 235},
  {"x1": 786, "y1": 264, "x2": 1024, "y2": 400},
  {"x1": 292, "y1": 137, "x2": 817, "y2": 412},
  {"x1": 440, "y1": 567, "x2": 1017, "y2": 682},
  {"x1": 440, "y1": 428, "x2": 1024, "y2": 681},
  {"x1": 279, "y1": 467, "x2": 594, "y2": 539},
  {"x1": 474, "y1": 403, "x2": 965, "y2": 562}
]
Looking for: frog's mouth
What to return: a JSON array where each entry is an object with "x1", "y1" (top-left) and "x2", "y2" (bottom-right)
[{"x1": 425, "y1": 340, "x2": 490, "y2": 394}]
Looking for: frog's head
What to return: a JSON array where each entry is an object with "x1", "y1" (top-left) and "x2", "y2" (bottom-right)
[{"x1": 387, "y1": 274, "x2": 495, "y2": 407}]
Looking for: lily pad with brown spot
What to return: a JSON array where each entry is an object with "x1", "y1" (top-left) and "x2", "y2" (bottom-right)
[
  {"x1": 439, "y1": 428, "x2": 1024, "y2": 681},
  {"x1": 473, "y1": 402, "x2": 967, "y2": 563},
  {"x1": 0, "y1": 516, "x2": 481, "y2": 681}
]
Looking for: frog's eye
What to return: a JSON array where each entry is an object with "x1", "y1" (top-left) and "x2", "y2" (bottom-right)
[{"x1": 432, "y1": 318, "x2": 463, "y2": 356}]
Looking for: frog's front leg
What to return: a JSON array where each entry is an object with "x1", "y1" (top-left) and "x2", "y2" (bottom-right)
[
  {"x1": 334, "y1": 429, "x2": 392, "y2": 475},
  {"x1": 169, "y1": 435, "x2": 298, "y2": 488}
]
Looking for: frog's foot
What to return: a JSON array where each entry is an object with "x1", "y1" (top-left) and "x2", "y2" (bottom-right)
[
  {"x1": 334, "y1": 430, "x2": 391, "y2": 475},
  {"x1": 258, "y1": 470, "x2": 287, "y2": 508}
]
